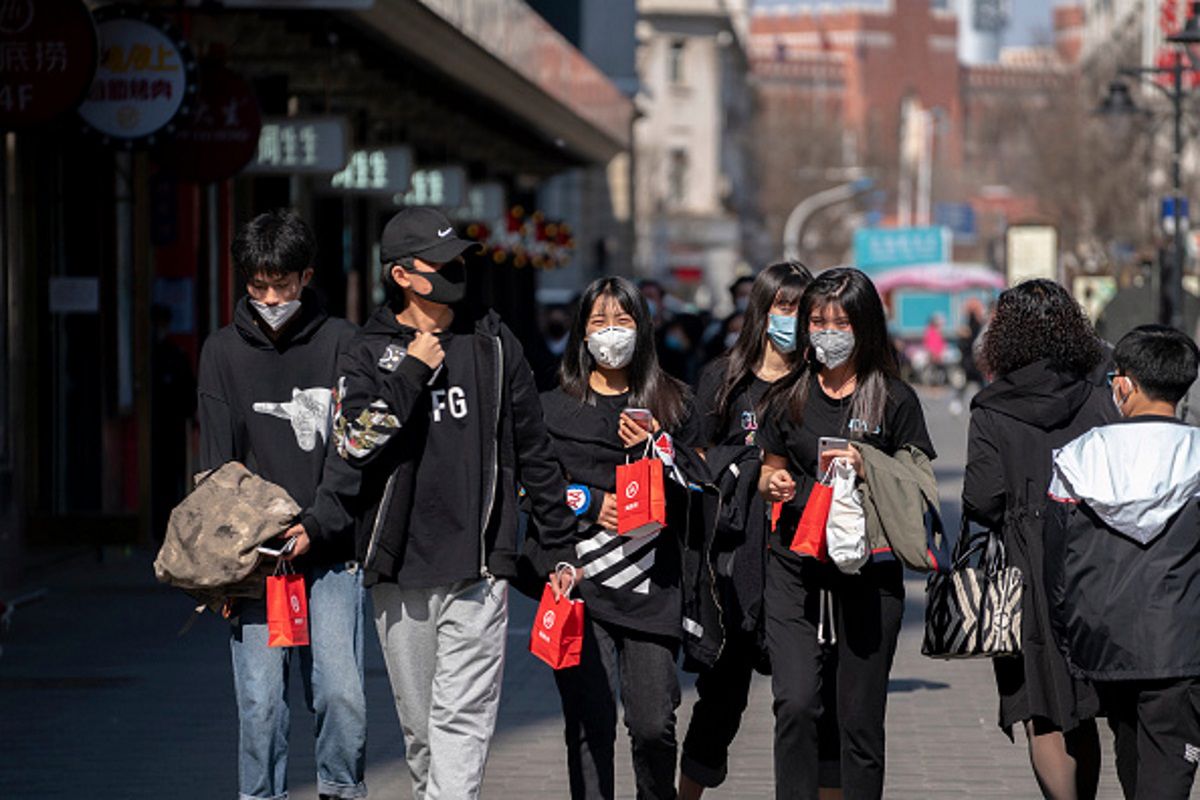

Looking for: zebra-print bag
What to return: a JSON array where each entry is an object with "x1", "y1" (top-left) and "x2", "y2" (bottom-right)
[{"x1": 922, "y1": 523, "x2": 1022, "y2": 659}]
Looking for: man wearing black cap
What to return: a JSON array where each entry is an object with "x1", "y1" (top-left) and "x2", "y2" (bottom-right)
[{"x1": 332, "y1": 207, "x2": 577, "y2": 798}]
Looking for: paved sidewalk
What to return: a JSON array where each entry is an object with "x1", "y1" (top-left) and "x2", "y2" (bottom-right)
[{"x1": 1, "y1": 391, "x2": 1194, "y2": 798}]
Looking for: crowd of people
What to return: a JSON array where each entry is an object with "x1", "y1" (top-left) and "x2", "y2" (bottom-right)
[{"x1": 184, "y1": 206, "x2": 1200, "y2": 800}]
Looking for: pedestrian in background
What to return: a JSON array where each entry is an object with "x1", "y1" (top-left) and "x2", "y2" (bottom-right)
[
  {"x1": 962, "y1": 278, "x2": 1117, "y2": 800},
  {"x1": 1045, "y1": 324, "x2": 1200, "y2": 800},
  {"x1": 331, "y1": 208, "x2": 577, "y2": 799},
  {"x1": 758, "y1": 267, "x2": 935, "y2": 800},
  {"x1": 196, "y1": 209, "x2": 366, "y2": 800},
  {"x1": 682, "y1": 260, "x2": 847, "y2": 799},
  {"x1": 536, "y1": 276, "x2": 707, "y2": 800}
]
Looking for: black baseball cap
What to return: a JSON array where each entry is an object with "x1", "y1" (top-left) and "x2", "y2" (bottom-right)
[{"x1": 379, "y1": 207, "x2": 480, "y2": 265}]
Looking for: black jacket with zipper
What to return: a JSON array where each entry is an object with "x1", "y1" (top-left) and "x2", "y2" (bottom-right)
[{"x1": 332, "y1": 305, "x2": 576, "y2": 585}]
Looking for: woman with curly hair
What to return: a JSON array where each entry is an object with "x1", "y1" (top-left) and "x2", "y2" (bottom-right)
[{"x1": 962, "y1": 279, "x2": 1118, "y2": 800}]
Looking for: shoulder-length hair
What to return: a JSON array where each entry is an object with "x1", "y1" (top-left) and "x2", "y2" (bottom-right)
[
  {"x1": 712, "y1": 260, "x2": 812, "y2": 433},
  {"x1": 768, "y1": 267, "x2": 898, "y2": 436},
  {"x1": 982, "y1": 279, "x2": 1103, "y2": 378},
  {"x1": 559, "y1": 276, "x2": 690, "y2": 430}
]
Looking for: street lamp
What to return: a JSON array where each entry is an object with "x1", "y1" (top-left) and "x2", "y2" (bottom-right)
[{"x1": 1096, "y1": 2, "x2": 1200, "y2": 330}]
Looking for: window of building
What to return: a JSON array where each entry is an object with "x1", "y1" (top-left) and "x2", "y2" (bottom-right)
[
  {"x1": 668, "y1": 38, "x2": 686, "y2": 85},
  {"x1": 668, "y1": 148, "x2": 688, "y2": 206}
]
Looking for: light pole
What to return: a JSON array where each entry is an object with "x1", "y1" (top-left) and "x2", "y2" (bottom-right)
[
  {"x1": 781, "y1": 177, "x2": 874, "y2": 262},
  {"x1": 1097, "y1": 3, "x2": 1200, "y2": 330}
]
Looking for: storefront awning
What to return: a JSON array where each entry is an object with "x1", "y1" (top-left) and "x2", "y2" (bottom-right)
[{"x1": 350, "y1": 0, "x2": 633, "y2": 164}]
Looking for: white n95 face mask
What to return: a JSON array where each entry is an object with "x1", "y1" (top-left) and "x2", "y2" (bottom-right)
[
  {"x1": 250, "y1": 299, "x2": 302, "y2": 331},
  {"x1": 587, "y1": 326, "x2": 637, "y2": 369}
]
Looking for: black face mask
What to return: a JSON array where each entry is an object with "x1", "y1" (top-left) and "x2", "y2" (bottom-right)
[{"x1": 410, "y1": 259, "x2": 466, "y2": 305}]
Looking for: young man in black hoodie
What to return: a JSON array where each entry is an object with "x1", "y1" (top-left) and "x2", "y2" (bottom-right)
[
  {"x1": 1046, "y1": 325, "x2": 1200, "y2": 800},
  {"x1": 197, "y1": 210, "x2": 366, "y2": 800},
  {"x1": 332, "y1": 207, "x2": 577, "y2": 799}
]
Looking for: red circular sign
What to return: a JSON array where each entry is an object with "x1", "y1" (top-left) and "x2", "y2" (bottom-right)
[
  {"x1": 160, "y1": 63, "x2": 262, "y2": 183},
  {"x1": 0, "y1": 0, "x2": 98, "y2": 128}
]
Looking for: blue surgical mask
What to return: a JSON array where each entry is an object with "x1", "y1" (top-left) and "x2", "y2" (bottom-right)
[{"x1": 767, "y1": 314, "x2": 797, "y2": 353}]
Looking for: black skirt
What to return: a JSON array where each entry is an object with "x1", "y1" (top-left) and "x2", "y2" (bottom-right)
[{"x1": 994, "y1": 504, "x2": 1100, "y2": 736}]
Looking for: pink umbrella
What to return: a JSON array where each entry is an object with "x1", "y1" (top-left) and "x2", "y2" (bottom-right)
[{"x1": 871, "y1": 264, "x2": 1006, "y2": 294}]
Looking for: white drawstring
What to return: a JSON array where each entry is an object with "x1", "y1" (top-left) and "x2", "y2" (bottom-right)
[{"x1": 817, "y1": 588, "x2": 838, "y2": 645}]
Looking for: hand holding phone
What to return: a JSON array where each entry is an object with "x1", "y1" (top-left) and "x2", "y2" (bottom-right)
[
  {"x1": 256, "y1": 535, "x2": 299, "y2": 558},
  {"x1": 818, "y1": 436, "x2": 858, "y2": 475},
  {"x1": 623, "y1": 407, "x2": 654, "y2": 431}
]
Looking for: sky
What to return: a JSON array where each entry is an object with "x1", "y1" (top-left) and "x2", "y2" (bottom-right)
[{"x1": 751, "y1": 0, "x2": 1054, "y2": 48}]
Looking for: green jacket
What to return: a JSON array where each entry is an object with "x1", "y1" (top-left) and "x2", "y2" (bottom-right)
[{"x1": 856, "y1": 442, "x2": 945, "y2": 572}]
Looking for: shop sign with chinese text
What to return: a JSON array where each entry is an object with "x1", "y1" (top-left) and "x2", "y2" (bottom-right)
[
  {"x1": 161, "y1": 63, "x2": 261, "y2": 183},
  {"x1": 396, "y1": 166, "x2": 466, "y2": 208},
  {"x1": 77, "y1": 5, "x2": 196, "y2": 146},
  {"x1": 329, "y1": 146, "x2": 412, "y2": 194},
  {"x1": 245, "y1": 116, "x2": 348, "y2": 174},
  {"x1": 0, "y1": 0, "x2": 98, "y2": 128}
]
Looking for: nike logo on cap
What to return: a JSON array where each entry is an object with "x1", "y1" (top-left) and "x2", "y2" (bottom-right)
[{"x1": 438, "y1": 227, "x2": 453, "y2": 237}]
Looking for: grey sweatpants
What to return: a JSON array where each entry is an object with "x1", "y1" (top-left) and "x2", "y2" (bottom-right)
[{"x1": 372, "y1": 577, "x2": 509, "y2": 800}]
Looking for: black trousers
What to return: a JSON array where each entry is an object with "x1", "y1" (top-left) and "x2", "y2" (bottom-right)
[
  {"x1": 680, "y1": 628, "x2": 841, "y2": 789},
  {"x1": 554, "y1": 614, "x2": 681, "y2": 800},
  {"x1": 765, "y1": 551, "x2": 904, "y2": 800},
  {"x1": 1099, "y1": 678, "x2": 1200, "y2": 800}
]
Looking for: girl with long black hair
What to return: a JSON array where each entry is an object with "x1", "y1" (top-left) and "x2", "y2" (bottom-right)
[
  {"x1": 679, "y1": 260, "x2": 824, "y2": 798},
  {"x1": 538, "y1": 276, "x2": 707, "y2": 799},
  {"x1": 757, "y1": 268, "x2": 935, "y2": 800}
]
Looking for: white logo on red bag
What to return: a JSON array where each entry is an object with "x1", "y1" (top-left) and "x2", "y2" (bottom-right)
[
  {"x1": 542, "y1": 609, "x2": 556, "y2": 629},
  {"x1": 625, "y1": 481, "x2": 640, "y2": 499},
  {"x1": 290, "y1": 595, "x2": 301, "y2": 614}
]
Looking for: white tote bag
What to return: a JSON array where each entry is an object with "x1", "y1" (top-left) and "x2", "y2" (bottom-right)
[{"x1": 826, "y1": 457, "x2": 868, "y2": 574}]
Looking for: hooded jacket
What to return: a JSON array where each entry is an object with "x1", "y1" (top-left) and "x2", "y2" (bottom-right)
[
  {"x1": 1045, "y1": 417, "x2": 1200, "y2": 682},
  {"x1": 332, "y1": 305, "x2": 576, "y2": 584},
  {"x1": 962, "y1": 356, "x2": 1118, "y2": 732},
  {"x1": 196, "y1": 290, "x2": 358, "y2": 565}
]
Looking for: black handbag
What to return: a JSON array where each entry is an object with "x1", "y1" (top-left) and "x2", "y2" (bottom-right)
[{"x1": 922, "y1": 521, "x2": 1023, "y2": 659}]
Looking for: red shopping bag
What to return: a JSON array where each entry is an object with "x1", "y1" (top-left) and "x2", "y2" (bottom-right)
[
  {"x1": 616, "y1": 456, "x2": 667, "y2": 537},
  {"x1": 529, "y1": 564, "x2": 585, "y2": 670},
  {"x1": 790, "y1": 466, "x2": 834, "y2": 560},
  {"x1": 266, "y1": 562, "x2": 309, "y2": 648}
]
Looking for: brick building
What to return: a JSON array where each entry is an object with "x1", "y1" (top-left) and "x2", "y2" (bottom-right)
[{"x1": 749, "y1": 0, "x2": 1085, "y2": 264}]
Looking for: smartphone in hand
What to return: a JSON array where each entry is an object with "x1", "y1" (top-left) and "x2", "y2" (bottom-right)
[
  {"x1": 818, "y1": 436, "x2": 850, "y2": 472},
  {"x1": 623, "y1": 407, "x2": 654, "y2": 432},
  {"x1": 256, "y1": 535, "x2": 298, "y2": 558}
]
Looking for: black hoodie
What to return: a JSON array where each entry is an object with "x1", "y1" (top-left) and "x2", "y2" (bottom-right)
[
  {"x1": 962, "y1": 356, "x2": 1118, "y2": 733},
  {"x1": 332, "y1": 305, "x2": 577, "y2": 585},
  {"x1": 196, "y1": 290, "x2": 358, "y2": 564}
]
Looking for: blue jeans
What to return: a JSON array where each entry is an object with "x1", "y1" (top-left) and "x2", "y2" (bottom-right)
[{"x1": 230, "y1": 562, "x2": 367, "y2": 800}]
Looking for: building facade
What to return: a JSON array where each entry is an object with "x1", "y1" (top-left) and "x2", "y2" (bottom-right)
[{"x1": 634, "y1": 0, "x2": 757, "y2": 312}]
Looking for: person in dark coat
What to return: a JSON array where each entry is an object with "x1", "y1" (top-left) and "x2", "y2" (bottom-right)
[{"x1": 962, "y1": 279, "x2": 1118, "y2": 800}]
